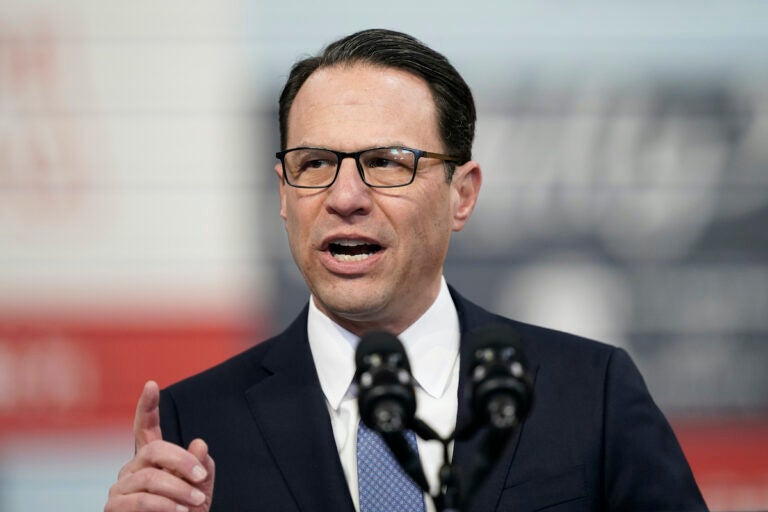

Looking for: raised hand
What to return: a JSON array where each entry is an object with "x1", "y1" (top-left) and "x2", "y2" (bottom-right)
[{"x1": 105, "y1": 381, "x2": 215, "y2": 512}]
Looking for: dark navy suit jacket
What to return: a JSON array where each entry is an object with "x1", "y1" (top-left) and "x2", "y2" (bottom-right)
[{"x1": 160, "y1": 288, "x2": 707, "y2": 511}]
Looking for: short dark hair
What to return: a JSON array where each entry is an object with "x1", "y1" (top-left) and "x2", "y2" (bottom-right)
[{"x1": 278, "y1": 29, "x2": 476, "y2": 171}]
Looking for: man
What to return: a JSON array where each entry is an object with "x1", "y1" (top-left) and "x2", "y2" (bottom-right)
[{"x1": 105, "y1": 29, "x2": 707, "y2": 512}]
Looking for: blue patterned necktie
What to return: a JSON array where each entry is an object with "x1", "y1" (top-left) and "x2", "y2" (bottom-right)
[{"x1": 357, "y1": 421, "x2": 427, "y2": 512}]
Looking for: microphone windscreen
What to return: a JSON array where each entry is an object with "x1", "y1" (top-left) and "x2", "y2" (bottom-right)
[
  {"x1": 355, "y1": 330, "x2": 411, "y2": 371},
  {"x1": 466, "y1": 324, "x2": 532, "y2": 428}
]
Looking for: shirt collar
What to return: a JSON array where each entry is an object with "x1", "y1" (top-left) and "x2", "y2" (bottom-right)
[{"x1": 307, "y1": 277, "x2": 460, "y2": 411}]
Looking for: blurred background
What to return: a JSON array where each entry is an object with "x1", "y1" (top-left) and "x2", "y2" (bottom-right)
[{"x1": 1, "y1": 1, "x2": 766, "y2": 510}]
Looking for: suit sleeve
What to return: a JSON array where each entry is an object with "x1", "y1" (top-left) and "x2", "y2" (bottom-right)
[{"x1": 602, "y1": 347, "x2": 708, "y2": 511}]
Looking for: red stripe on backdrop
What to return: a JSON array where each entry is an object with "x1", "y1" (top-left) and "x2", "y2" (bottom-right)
[
  {"x1": 0, "y1": 315, "x2": 266, "y2": 436},
  {"x1": 2, "y1": 315, "x2": 766, "y2": 509},
  {"x1": 672, "y1": 417, "x2": 768, "y2": 510}
]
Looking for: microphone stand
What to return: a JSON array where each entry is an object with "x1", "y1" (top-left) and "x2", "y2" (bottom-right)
[{"x1": 407, "y1": 417, "x2": 519, "y2": 512}]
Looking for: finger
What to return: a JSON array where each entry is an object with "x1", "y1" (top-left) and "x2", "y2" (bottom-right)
[
  {"x1": 123, "y1": 440, "x2": 208, "y2": 485},
  {"x1": 105, "y1": 491, "x2": 192, "y2": 512},
  {"x1": 187, "y1": 439, "x2": 215, "y2": 502},
  {"x1": 109, "y1": 467, "x2": 207, "y2": 508},
  {"x1": 187, "y1": 439, "x2": 208, "y2": 465},
  {"x1": 134, "y1": 381, "x2": 162, "y2": 451},
  {"x1": 186, "y1": 439, "x2": 213, "y2": 485}
]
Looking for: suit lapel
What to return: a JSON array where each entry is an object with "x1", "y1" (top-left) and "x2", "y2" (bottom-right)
[
  {"x1": 244, "y1": 309, "x2": 355, "y2": 512},
  {"x1": 451, "y1": 288, "x2": 538, "y2": 511}
]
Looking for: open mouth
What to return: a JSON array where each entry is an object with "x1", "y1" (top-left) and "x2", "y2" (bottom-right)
[{"x1": 328, "y1": 240, "x2": 382, "y2": 262}]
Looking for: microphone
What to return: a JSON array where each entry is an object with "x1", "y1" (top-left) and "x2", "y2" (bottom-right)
[
  {"x1": 355, "y1": 330, "x2": 429, "y2": 492},
  {"x1": 457, "y1": 325, "x2": 534, "y2": 508},
  {"x1": 355, "y1": 330, "x2": 417, "y2": 433},
  {"x1": 467, "y1": 324, "x2": 532, "y2": 430}
]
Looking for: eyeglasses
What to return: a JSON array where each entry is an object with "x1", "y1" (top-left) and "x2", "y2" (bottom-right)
[{"x1": 275, "y1": 146, "x2": 459, "y2": 189}]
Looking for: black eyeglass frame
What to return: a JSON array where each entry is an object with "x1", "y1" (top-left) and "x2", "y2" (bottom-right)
[{"x1": 275, "y1": 146, "x2": 461, "y2": 189}]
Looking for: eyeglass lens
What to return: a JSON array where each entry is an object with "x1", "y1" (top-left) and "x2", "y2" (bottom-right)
[{"x1": 283, "y1": 148, "x2": 416, "y2": 187}]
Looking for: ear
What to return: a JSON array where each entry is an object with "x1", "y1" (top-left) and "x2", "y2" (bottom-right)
[
  {"x1": 275, "y1": 162, "x2": 288, "y2": 220},
  {"x1": 450, "y1": 160, "x2": 482, "y2": 232}
]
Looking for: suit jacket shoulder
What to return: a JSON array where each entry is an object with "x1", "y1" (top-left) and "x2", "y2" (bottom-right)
[{"x1": 451, "y1": 288, "x2": 706, "y2": 511}]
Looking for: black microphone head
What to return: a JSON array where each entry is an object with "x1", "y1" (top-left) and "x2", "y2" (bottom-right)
[
  {"x1": 355, "y1": 330, "x2": 416, "y2": 433},
  {"x1": 355, "y1": 330, "x2": 411, "y2": 371},
  {"x1": 467, "y1": 324, "x2": 533, "y2": 429}
]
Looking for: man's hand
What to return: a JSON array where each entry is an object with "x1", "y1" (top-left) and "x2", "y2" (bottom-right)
[{"x1": 105, "y1": 381, "x2": 215, "y2": 512}]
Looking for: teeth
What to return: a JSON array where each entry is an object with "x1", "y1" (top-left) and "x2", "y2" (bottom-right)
[
  {"x1": 333, "y1": 253, "x2": 373, "y2": 262},
  {"x1": 333, "y1": 239, "x2": 368, "y2": 247}
]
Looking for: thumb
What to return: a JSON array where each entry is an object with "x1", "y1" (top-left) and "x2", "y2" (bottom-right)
[{"x1": 133, "y1": 380, "x2": 163, "y2": 451}]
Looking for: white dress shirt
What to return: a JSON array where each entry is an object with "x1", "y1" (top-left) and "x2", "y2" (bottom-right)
[{"x1": 307, "y1": 277, "x2": 460, "y2": 512}]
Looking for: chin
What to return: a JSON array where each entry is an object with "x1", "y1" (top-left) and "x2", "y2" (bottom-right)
[{"x1": 316, "y1": 288, "x2": 387, "y2": 322}]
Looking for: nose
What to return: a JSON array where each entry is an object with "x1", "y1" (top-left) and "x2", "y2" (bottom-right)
[{"x1": 324, "y1": 156, "x2": 373, "y2": 217}]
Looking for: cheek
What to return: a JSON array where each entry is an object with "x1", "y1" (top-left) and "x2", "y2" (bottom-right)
[
  {"x1": 283, "y1": 196, "x2": 305, "y2": 228},
  {"x1": 284, "y1": 213, "x2": 312, "y2": 270},
  {"x1": 282, "y1": 202, "x2": 304, "y2": 246},
  {"x1": 283, "y1": 198, "x2": 318, "y2": 255},
  {"x1": 408, "y1": 201, "x2": 452, "y2": 250},
  {"x1": 428, "y1": 197, "x2": 455, "y2": 233}
]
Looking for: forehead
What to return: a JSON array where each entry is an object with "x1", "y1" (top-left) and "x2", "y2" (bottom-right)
[{"x1": 286, "y1": 63, "x2": 441, "y2": 150}]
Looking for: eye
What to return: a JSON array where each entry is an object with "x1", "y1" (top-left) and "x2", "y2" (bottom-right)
[
  {"x1": 362, "y1": 149, "x2": 412, "y2": 171},
  {"x1": 299, "y1": 158, "x2": 336, "y2": 172},
  {"x1": 364, "y1": 157, "x2": 398, "y2": 169},
  {"x1": 292, "y1": 151, "x2": 336, "y2": 173}
]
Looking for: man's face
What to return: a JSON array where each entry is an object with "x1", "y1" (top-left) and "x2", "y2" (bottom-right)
[{"x1": 276, "y1": 64, "x2": 480, "y2": 335}]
